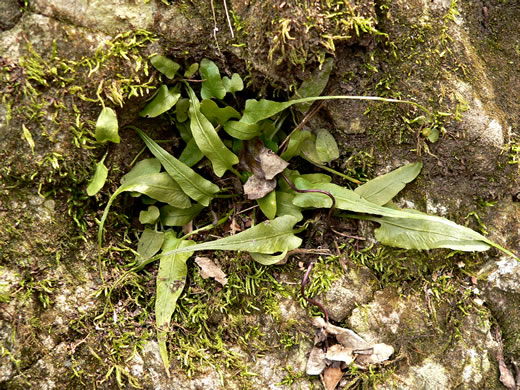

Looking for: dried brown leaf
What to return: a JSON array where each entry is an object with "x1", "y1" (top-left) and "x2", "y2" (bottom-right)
[
  {"x1": 322, "y1": 366, "x2": 343, "y2": 390},
  {"x1": 195, "y1": 257, "x2": 228, "y2": 286},
  {"x1": 306, "y1": 346, "x2": 327, "y2": 376},
  {"x1": 326, "y1": 344, "x2": 354, "y2": 364},
  {"x1": 243, "y1": 175, "x2": 277, "y2": 200},
  {"x1": 258, "y1": 148, "x2": 289, "y2": 180},
  {"x1": 355, "y1": 343, "x2": 394, "y2": 367}
]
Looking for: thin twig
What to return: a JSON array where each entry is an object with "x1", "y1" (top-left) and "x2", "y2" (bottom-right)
[
  {"x1": 210, "y1": 0, "x2": 221, "y2": 54},
  {"x1": 222, "y1": 0, "x2": 234, "y2": 38},
  {"x1": 301, "y1": 263, "x2": 329, "y2": 323},
  {"x1": 279, "y1": 102, "x2": 324, "y2": 153}
]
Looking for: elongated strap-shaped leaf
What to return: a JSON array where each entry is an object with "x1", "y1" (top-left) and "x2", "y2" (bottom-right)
[
  {"x1": 139, "y1": 85, "x2": 180, "y2": 118},
  {"x1": 186, "y1": 85, "x2": 239, "y2": 177},
  {"x1": 95, "y1": 107, "x2": 120, "y2": 143},
  {"x1": 241, "y1": 95, "x2": 428, "y2": 125},
  {"x1": 292, "y1": 181, "x2": 496, "y2": 252},
  {"x1": 355, "y1": 162, "x2": 423, "y2": 206},
  {"x1": 97, "y1": 172, "x2": 191, "y2": 247},
  {"x1": 155, "y1": 232, "x2": 195, "y2": 376},
  {"x1": 135, "y1": 128, "x2": 220, "y2": 206},
  {"x1": 368, "y1": 211, "x2": 492, "y2": 251},
  {"x1": 140, "y1": 215, "x2": 302, "y2": 267},
  {"x1": 199, "y1": 58, "x2": 226, "y2": 100}
]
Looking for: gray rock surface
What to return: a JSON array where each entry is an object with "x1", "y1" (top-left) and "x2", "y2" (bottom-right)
[{"x1": 1, "y1": 0, "x2": 519, "y2": 389}]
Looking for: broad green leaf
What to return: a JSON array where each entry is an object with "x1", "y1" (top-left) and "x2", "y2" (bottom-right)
[
  {"x1": 368, "y1": 210, "x2": 492, "y2": 251},
  {"x1": 160, "y1": 203, "x2": 204, "y2": 226},
  {"x1": 135, "y1": 128, "x2": 220, "y2": 206},
  {"x1": 354, "y1": 162, "x2": 423, "y2": 206},
  {"x1": 98, "y1": 172, "x2": 191, "y2": 246},
  {"x1": 87, "y1": 159, "x2": 108, "y2": 196},
  {"x1": 178, "y1": 138, "x2": 204, "y2": 167},
  {"x1": 250, "y1": 250, "x2": 288, "y2": 265},
  {"x1": 223, "y1": 121, "x2": 260, "y2": 140},
  {"x1": 275, "y1": 191, "x2": 303, "y2": 222},
  {"x1": 139, "y1": 205, "x2": 160, "y2": 224},
  {"x1": 300, "y1": 134, "x2": 322, "y2": 163},
  {"x1": 280, "y1": 130, "x2": 312, "y2": 160},
  {"x1": 200, "y1": 99, "x2": 240, "y2": 125},
  {"x1": 175, "y1": 98, "x2": 190, "y2": 123},
  {"x1": 150, "y1": 55, "x2": 180, "y2": 79},
  {"x1": 199, "y1": 58, "x2": 226, "y2": 100},
  {"x1": 257, "y1": 190, "x2": 277, "y2": 220},
  {"x1": 176, "y1": 121, "x2": 192, "y2": 143},
  {"x1": 136, "y1": 229, "x2": 165, "y2": 265},
  {"x1": 156, "y1": 232, "x2": 195, "y2": 376},
  {"x1": 222, "y1": 73, "x2": 244, "y2": 94},
  {"x1": 186, "y1": 85, "x2": 239, "y2": 177},
  {"x1": 292, "y1": 57, "x2": 334, "y2": 113},
  {"x1": 121, "y1": 158, "x2": 161, "y2": 184},
  {"x1": 95, "y1": 107, "x2": 120, "y2": 143},
  {"x1": 139, "y1": 85, "x2": 181, "y2": 118},
  {"x1": 140, "y1": 216, "x2": 302, "y2": 267},
  {"x1": 315, "y1": 129, "x2": 339, "y2": 163}
]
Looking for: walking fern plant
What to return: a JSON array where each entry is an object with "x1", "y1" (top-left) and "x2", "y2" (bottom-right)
[{"x1": 88, "y1": 56, "x2": 517, "y2": 375}]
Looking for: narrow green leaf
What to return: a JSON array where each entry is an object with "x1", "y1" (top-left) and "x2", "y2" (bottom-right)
[
  {"x1": 291, "y1": 180, "x2": 496, "y2": 252},
  {"x1": 275, "y1": 191, "x2": 303, "y2": 222},
  {"x1": 98, "y1": 172, "x2": 191, "y2": 247},
  {"x1": 139, "y1": 85, "x2": 180, "y2": 118},
  {"x1": 250, "y1": 250, "x2": 288, "y2": 265},
  {"x1": 200, "y1": 99, "x2": 240, "y2": 125},
  {"x1": 354, "y1": 162, "x2": 423, "y2": 206},
  {"x1": 140, "y1": 216, "x2": 302, "y2": 267},
  {"x1": 135, "y1": 128, "x2": 220, "y2": 206},
  {"x1": 95, "y1": 107, "x2": 120, "y2": 143},
  {"x1": 222, "y1": 73, "x2": 244, "y2": 94},
  {"x1": 136, "y1": 229, "x2": 165, "y2": 265},
  {"x1": 223, "y1": 121, "x2": 260, "y2": 140},
  {"x1": 178, "y1": 138, "x2": 204, "y2": 167},
  {"x1": 150, "y1": 55, "x2": 180, "y2": 79},
  {"x1": 87, "y1": 160, "x2": 108, "y2": 196},
  {"x1": 184, "y1": 63, "x2": 199, "y2": 78},
  {"x1": 292, "y1": 57, "x2": 334, "y2": 113},
  {"x1": 186, "y1": 85, "x2": 239, "y2": 177},
  {"x1": 241, "y1": 95, "x2": 429, "y2": 125},
  {"x1": 156, "y1": 232, "x2": 195, "y2": 376},
  {"x1": 199, "y1": 58, "x2": 226, "y2": 100},
  {"x1": 139, "y1": 205, "x2": 160, "y2": 224},
  {"x1": 315, "y1": 129, "x2": 339, "y2": 163},
  {"x1": 257, "y1": 190, "x2": 277, "y2": 220},
  {"x1": 160, "y1": 203, "x2": 204, "y2": 226},
  {"x1": 22, "y1": 124, "x2": 35, "y2": 153},
  {"x1": 121, "y1": 158, "x2": 161, "y2": 184},
  {"x1": 280, "y1": 130, "x2": 312, "y2": 160}
]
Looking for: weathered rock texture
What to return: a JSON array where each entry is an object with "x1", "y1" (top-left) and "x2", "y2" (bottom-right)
[{"x1": 1, "y1": 0, "x2": 519, "y2": 389}]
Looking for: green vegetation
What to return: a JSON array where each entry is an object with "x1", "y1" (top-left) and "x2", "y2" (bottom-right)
[{"x1": 89, "y1": 55, "x2": 516, "y2": 377}]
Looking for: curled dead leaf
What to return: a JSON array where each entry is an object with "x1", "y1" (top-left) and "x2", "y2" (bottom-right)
[
  {"x1": 306, "y1": 346, "x2": 327, "y2": 376},
  {"x1": 195, "y1": 257, "x2": 228, "y2": 286},
  {"x1": 322, "y1": 366, "x2": 343, "y2": 390}
]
